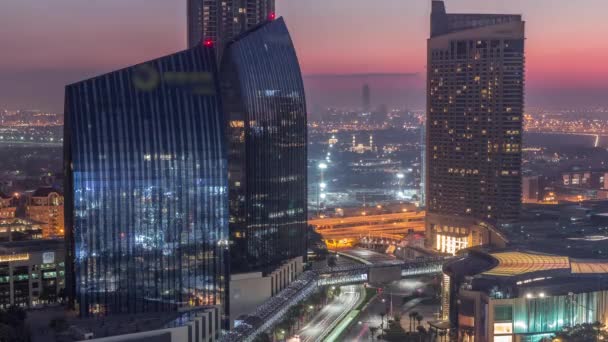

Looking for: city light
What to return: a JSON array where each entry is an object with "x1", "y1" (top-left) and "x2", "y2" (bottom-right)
[{"x1": 318, "y1": 162, "x2": 328, "y2": 170}]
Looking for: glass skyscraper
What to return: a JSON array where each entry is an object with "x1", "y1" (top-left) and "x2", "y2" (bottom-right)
[
  {"x1": 64, "y1": 45, "x2": 229, "y2": 317},
  {"x1": 221, "y1": 17, "x2": 308, "y2": 273},
  {"x1": 426, "y1": 0, "x2": 525, "y2": 254}
]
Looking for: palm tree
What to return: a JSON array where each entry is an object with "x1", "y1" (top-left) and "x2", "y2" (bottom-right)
[
  {"x1": 438, "y1": 329, "x2": 447, "y2": 342},
  {"x1": 409, "y1": 311, "x2": 419, "y2": 332},
  {"x1": 415, "y1": 314, "x2": 423, "y2": 329},
  {"x1": 393, "y1": 313, "x2": 401, "y2": 327},
  {"x1": 369, "y1": 326, "x2": 379, "y2": 340}
]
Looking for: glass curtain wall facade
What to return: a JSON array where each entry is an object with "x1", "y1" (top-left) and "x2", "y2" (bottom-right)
[
  {"x1": 221, "y1": 17, "x2": 307, "y2": 273},
  {"x1": 64, "y1": 45, "x2": 229, "y2": 317}
]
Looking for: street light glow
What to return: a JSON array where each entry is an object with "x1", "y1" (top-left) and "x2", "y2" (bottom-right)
[{"x1": 318, "y1": 162, "x2": 328, "y2": 170}]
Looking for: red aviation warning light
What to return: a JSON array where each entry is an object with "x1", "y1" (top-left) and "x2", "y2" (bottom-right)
[
  {"x1": 268, "y1": 12, "x2": 276, "y2": 21},
  {"x1": 203, "y1": 38, "x2": 214, "y2": 48}
]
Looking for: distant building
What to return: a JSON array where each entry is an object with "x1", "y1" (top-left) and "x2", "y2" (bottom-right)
[
  {"x1": 26, "y1": 187, "x2": 64, "y2": 237},
  {"x1": 64, "y1": 44, "x2": 228, "y2": 317},
  {"x1": 187, "y1": 0, "x2": 275, "y2": 53},
  {"x1": 0, "y1": 193, "x2": 15, "y2": 219},
  {"x1": 0, "y1": 239, "x2": 65, "y2": 309},
  {"x1": 522, "y1": 175, "x2": 541, "y2": 203},
  {"x1": 221, "y1": 17, "x2": 308, "y2": 274},
  {"x1": 0, "y1": 218, "x2": 43, "y2": 242},
  {"x1": 443, "y1": 249, "x2": 608, "y2": 342},
  {"x1": 562, "y1": 169, "x2": 608, "y2": 189},
  {"x1": 420, "y1": 124, "x2": 426, "y2": 207},
  {"x1": 426, "y1": 0, "x2": 525, "y2": 254},
  {"x1": 362, "y1": 84, "x2": 371, "y2": 113}
]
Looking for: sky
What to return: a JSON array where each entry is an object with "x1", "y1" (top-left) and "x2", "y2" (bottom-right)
[{"x1": 1, "y1": 0, "x2": 607, "y2": 112}]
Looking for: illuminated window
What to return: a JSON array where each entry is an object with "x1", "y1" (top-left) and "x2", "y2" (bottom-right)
[{"x1": 494, "y1": 323, "x2": 513, "y2": 334}]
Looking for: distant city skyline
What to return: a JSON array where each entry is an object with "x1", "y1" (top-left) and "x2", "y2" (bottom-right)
[{"x1": 1, "y1": 0, "x2": 608, "y2": 111}]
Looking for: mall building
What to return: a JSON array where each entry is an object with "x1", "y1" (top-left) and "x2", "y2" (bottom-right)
[{"x1": 442, "y1": 249, "x2": 608, "y2": 342}]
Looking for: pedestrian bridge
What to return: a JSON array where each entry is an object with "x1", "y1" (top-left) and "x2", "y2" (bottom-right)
[{"x1": 317, "y1": 257, "x2": 446, "y2": 286}]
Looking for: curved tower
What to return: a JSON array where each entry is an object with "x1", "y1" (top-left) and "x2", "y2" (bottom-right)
[{"x1": 221, "y1": 17, "x2": 308, "y2": 274}]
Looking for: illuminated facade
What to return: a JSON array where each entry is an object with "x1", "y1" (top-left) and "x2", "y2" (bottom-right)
[
  {"x1": 444, "y1": 250, "x2": 608, "y2": 342},
  {"x1": 0, "y1": 240, "x2": 65, "y2": 309},
  {"x1": 26, "y1": 187, "x2": 64, "y2": 237},
  {"x1": 64, "y1": 44, "x2": 229, "y2": 317},
  {"x1": 221, "y1": 17, "x2": 308, "y2": 273},
  {"x1": 0, "y1": 218, "x2": 43, "y2": 242},
  {"x1": 187, "y1": 0, "x2": 275, "y2": 51},
  {"x1": 0, "y1": 193, "x2": 15, "y2": 219},
  {"x1": 426, "y1": 0, "x2": 525, "y2": 254}
]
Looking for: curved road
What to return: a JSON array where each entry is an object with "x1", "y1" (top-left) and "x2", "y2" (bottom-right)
[{"x1": 295, "y1": 285, "x2": 365, "y2": 342}]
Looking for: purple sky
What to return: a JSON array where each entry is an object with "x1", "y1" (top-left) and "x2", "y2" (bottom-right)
[{"x1": 1, "y1": 0, "x2": 607, "y2": 111}]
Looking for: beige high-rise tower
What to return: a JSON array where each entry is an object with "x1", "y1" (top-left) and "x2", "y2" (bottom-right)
[
  {"x1": 426, "y1": 1, "x2": 525, "y2": 254},
  {"x1": 187, "y1": 0, "x2": 275, "y2": 52}
]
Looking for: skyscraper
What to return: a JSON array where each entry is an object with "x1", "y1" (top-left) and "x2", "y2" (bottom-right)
[
  {"x1": 64, "y1": 44, "x2": 229, "y2": 317},
  {"x1": 221, "y1": 17, "x2": 308, "y2": 274},
  {"x1": 426, "y1": 1, "x2": 524, "y2": 254},
  {"x1": 187, "y1": 0, "x2": 275, "y2": 51},
  {"x1": 362, "y1": 84, "x2": 371, "y2": 113}
]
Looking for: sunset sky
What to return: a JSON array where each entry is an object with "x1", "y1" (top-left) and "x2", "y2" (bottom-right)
[{"x1": 1, "y1": 0, "x2": 607, "y2": 111}]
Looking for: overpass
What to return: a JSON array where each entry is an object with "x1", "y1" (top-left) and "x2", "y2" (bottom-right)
[
  {"x1": 310, "y1": 211, "x2": 426, "y2": 243},
  {"x1": 222, "y1": 255, "x2": 448, "y2": 342}
]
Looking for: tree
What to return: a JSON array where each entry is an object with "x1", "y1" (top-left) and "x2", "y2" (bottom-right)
[
  {"x1": 415, "y1": 314, "x2": 423, "y2": 329},
  {"x1": 438, "y1": 330, "x2": 447, "y2": 342},
  {"x1": 369, "y1": 326, "x2": 379, "y2": 340},
  {"x1": 49, "y1": 317, "x2": 69, "y2": 332},
  {"x1": 253, "y1": 333, "x2": 272, "y2": 342},
  {"x1": 393, "y1": 313, "x2": 401, "y2": 326},
  {"x1": 380, "y1": 320, "x2": 408, "y2": 342},
  {"x1": 409, "y1": 311, "x2": 419, "y2": 332},
  {"x1": 327, "y1": 254, "x2": 337, "y2": 268},
  {"x1": 551, "y1": 322, "x2": 608, "y2": 342}
]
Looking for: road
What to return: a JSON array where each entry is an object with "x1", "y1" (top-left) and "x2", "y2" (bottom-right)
[
  {"x1": 311, "y1": 212, "x2": 426, "y2": 241},
  {"x1": 295, "y1": 285, "x2": 365, "y2": 342},
  {"x1": 341, "y1": 277, "x2": 440, "y2": 341}
]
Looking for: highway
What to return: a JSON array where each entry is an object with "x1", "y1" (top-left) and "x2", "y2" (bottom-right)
[
  {"x1": 295, "y1": 285, "x2": 365, "y2": 342},
  {"x1": 310, "y1": 211, "x2": 425, "y2": 242}
]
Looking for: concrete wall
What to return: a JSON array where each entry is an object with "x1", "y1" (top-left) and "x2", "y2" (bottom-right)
[
  {"x1": 229, "y1": 272, "x2": 271, "y2": 328},
  {"x1": 84, "y1": 307, "x2": 220, "y2": 342},
  {"x1": 229, "y1": 256, "x2": 304, "y2": 328}
]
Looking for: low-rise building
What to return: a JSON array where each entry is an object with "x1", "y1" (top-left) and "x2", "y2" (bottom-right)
[
  {"x1": 26, "y1": 187, "x2": 64, "y2": 237},
  {"x1": 69, "y1": 307, "x2": 221, "y2": 342},
  {"x1": 0, "y1": 217, "x2": 43, "y2": 242},
  {"x1": 229, "y1": 256, "x2": 304, "y2": 328},
  {"x1": 0, "y1": 239, "x2": 65, "y2": 308},
  {"x1": 442, "y1": 249, "x2": 608, "y2": 342},
  {"x1": 0, "y1": 192, "x2": 15, "y2": 219}
]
